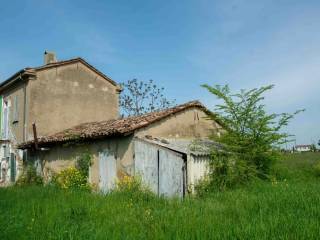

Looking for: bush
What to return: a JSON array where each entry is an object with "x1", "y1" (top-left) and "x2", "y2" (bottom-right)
[
  {"x1": 113, "y1": 175, "x2": 154, "y2": 199},
  {"x1": 116, "y1": 175, "x2": 144, "y2": 192},
  {"x1": 195, "y1": 151, "x2": 258, "y2": 196},
  {"x1": 194, "y1": 176, "x2": 211, "y2": 197},
  {"x1": 51, "y1": 167, "x2": 90, "y2": 191},
  {"x1": 200, "y1": 84, "x2": 302, "y2": 192},
  {"x1": 49, "y1": 151, "x2": 92, "y2": 191},
  {"x1": 213, "y1": 152, "x2": 258, "y2": 187},
  {"x1": 75, "y1": 151, "x2": 92, "y2": 177},
  {"x1": 16, "y1": 165, "x2": 43, "y2": 186}
]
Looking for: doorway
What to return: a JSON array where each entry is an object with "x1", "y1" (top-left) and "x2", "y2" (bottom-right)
[{"x1": 98, "y1": 150, "x2": 117, "y2": 192}]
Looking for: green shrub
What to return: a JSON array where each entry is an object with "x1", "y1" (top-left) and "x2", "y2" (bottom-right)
[
  {"x1": 200, "y1": 84, "x2": 302, "y2": 192},
  {"x1": 50, "y1": 151, "x2": 92, "y2": 191},
  {"x1": 16, "y1": 165, "x2": 43, "y2": 186},
  {"x1": 116, "y1": 175, "x2": 144, "y2": 192},
  {"x1": 51, "y1": 167, "x2": 90, "y2": 191},
  {"x1": 194, "y1": 176, "x2": 211, "y2": 197},
  {"x1": 195, "y1": 151, "x2": 258, "y2": 196},
  {"x1": 75, "y1": 151, "x2": 92, "y2": 177},
  {"x1": 112, "y1": 175, "x2": 154, "y2": 200}
]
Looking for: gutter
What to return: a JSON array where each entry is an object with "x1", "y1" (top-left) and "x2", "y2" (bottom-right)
[{"x1": 0, "y1": 69, "x2": 36, "y2": 94}]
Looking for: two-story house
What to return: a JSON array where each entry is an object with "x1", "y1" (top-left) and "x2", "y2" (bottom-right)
[
  {"x1": 0, "y1": 52, "x2": 121, "y2": 183},
  {"x1": 3, "y1": 52, "x2": 222, "y2": 196}
]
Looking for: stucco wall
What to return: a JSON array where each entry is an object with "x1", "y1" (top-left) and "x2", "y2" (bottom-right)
[
  {"x1": 38, "y1": 136, "x2": 134, "y2": 187},
  {"x1": 0, "y1": 81, "x2": 28, "y2": 183},
  {"x1": 2, "y1": 83, "x2": 26, "y2": 144},
  {"x1": 34, "y1": 107, "x2": 221, "y2": 190},
  {"x1": 27, "y1": 62, "x2": 119, "y2": 139},
  {"x1": 136, "y1": 107, "x2": 221, "y2": 139}
]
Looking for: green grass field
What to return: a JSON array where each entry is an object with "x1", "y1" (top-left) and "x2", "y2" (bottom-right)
[{"x1": 1, "y1": 153, "x2": 320, "y2": 239}]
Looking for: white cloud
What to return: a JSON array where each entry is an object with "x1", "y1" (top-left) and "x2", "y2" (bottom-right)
[{"x1": 192, "y1": 1, "x2": 320, "y2": 145}]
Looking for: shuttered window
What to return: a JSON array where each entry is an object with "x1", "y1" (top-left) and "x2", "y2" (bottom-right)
[
  {"x1": 3, "y1": 101, "x2": 8, "y2": 139},
  {"x1": 13, "y1": 95, "x2": 18, "y2": 123}
]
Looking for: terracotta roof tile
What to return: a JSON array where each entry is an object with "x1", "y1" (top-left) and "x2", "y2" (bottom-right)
[{"x1": 18, "y1": 101, "x2": 212, "y2": 149}]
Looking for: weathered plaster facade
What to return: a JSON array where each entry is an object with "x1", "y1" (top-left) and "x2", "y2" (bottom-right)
[
  {"x1": 33, "y1": 107, "x2": 220, "y2": 194},
  {"x1": 135, "y1": 107, "x2": 221, "y2": 138},
  {"x1": 0, "y1": 57, "x2": 120, "y2": 184},
  {"x1": 1, "y1": 82, "x2": 27, "y2": 144},
  {"x1": 37, "y1": 136, "x2": 133, "y2": 188},
  {"x1": 0, "y1": 81, "x2": 28, "y2": 182},
  {"x1": 27, "y1": 62, "x2": 119, "y2": 138}
]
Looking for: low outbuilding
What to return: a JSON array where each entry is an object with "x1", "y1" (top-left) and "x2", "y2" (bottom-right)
[
  {"x1": 19, "y1": 101, "x2": 223, "y2": 197},
  {"x1": 295, "y1": 145, "x2": 312, "y2": 152}
]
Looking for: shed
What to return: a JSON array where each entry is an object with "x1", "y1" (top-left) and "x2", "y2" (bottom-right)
[
  {"x1": 19, "y1": 101, "x2": 223, "y2": 197},
  {"x1": 133, "y1": 137, "x2": 216, "y2": 197}
]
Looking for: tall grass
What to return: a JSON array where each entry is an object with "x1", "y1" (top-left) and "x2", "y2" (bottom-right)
[{"x1": 1, "y1": 153, "x2": 320, "y2": 239}]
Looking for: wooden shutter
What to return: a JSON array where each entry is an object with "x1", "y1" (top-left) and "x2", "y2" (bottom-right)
[{"x1": 13, "y1": 95, "x2": 18, "y2": 123}]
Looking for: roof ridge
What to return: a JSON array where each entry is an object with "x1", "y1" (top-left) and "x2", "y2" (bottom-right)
[
  {"x1": 33, "y1": 57, "x2": 118, "y2": 87},
  {"x1": 0, "y1": 57, "x2": 119, "y2": 90},
  {"x1": 32, "y1": 57, "x2": 82, "y2": 70},
  {"x1": 124, "y1": 100, "x2": 203, "y2": 119}
]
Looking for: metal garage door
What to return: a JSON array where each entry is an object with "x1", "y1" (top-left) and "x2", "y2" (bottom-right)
[
  {"x1": 158, "y1": 149, "x2": 184, "y2": 197},
  {"x1": 134, "y1": 140, "x2": 159, "y2": 193},
  {"x1": 134, "y1": 139, "x2": 186, "y2": 197}
]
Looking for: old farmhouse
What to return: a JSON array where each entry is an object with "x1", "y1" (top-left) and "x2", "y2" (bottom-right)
[
  {"x1": 0, "y1": 53, "x2": 121, "y2": 183},
  {"x1": 19, "y1": 101, "x2": 223, "y2": 197},
  {"x1": 1, "y1": 53, "x2": 222, "y2": 197}
]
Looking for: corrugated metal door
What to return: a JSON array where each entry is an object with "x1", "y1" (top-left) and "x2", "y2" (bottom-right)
[
  {"x1": 159, "y1": 149, "x2": 184, "y2": 197},
  {"x1": 188, "y1": 154, "x2": 210, "y2": 192},
  {"x1": 134, "y1": 140, "x2": 159, "y2": 193},
  {"x1": 99, "y1": 150, "x2": 117, "y2": 192},
  {"x1": 134, "y1": 139, "x2": 186, "y2": 197}
]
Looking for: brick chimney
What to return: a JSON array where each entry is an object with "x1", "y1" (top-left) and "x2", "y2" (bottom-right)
[{"x1": 44, "y1": 51, "x2": 57, "y2": 64}]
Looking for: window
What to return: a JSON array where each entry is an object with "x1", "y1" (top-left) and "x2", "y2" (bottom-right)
[
  {"x1": 12, "y1": 95, "x2": 18, "y2": 123},
  {"x1": 2, "y1": 100, "x2": 9, "y2": 139}
]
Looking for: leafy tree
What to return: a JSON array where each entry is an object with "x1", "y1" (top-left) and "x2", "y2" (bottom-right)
[
  {"x1": 120, "y1": 79, "x2": 175, "y2": 116},
  {"x1": 310, "y1": 144, "x2": 317, "y2": 152},
  {"x1": 200, "y1": 84, "x2": 303, "y2": 191}
]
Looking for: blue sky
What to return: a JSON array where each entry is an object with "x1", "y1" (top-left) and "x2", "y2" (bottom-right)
[{"x1": 0, "y1": 0, "x2": 319, "y2": 146}]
